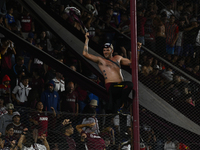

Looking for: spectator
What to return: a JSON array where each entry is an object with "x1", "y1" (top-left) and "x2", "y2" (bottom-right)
[
  {"x1": 17, "y1": 128, "x2": 50, "y2": 150},
  {"x1": 28, "y1": 43, "x2": 48, "y2": 75},
  {"x1": 5, "y1": 6, "x2": 15, "y2": 30},
  {"x1": 26, "y1": 32, "x2": 35, "y2": 45},
  {"x1": 76, "y1": 122, "x2": 106, "y2": 150},
  {"x1": 3, "y1": 125, "x2": 18, "y2": 149},
  {"x1": 0, "y1": 75, "x2": 11, "y2": 104},
  {"x1": 20, "y1": 9, "x2": 35, "y2": 39},
  {"x1": 60, "y1": 81, "x2": 78, "y2": 114},
  {"x1": 0, "y1": 96, "x2": 7, "y2": 118},
  {"x1": 141, "y1": 58, "x2": 153, "y2": 76},
  {"x1": 137, "y1": 7, "x2": 146, "y2": 46},
  {"x1": 29, "y1": 102, "x2": 56, "y2": 142},
  {"x1": 160, "y1": 2, "x2": 174, "y2": 19},
  {"x1": 185, "y1": 94, "x2": 195, "y2": 106},
  {"x1": 52, "y1": 71, "x2": 65, "y2": 93},
  {"x1": 165, "y1": 15, "x2": 179, "y2": 55},
  {"x1": 0, "y1": 38, "x2": 16, "y2": 78},
  {"x1": 161, "y1": 66, "x2": 174, "y2": 82},
  {"x1": 12, "y1": 56, "x2": 29, "y2": 77},
  {"x1": 31, "y1": 68, "x2": 45, "y2": 96},
  {"x1": 7, "y1": 111, "x2": 25, "y2": 139},
  {"x1": 75, "y1": 84, "x2": 88, "y2": 113},
  {"x1": 175, "y1": 17, "x2": 186, "y2": 56},
  {"x1": 0, "y1": 103, "x2": 14, "y2": 135},
  {"x1": 41, "y1": 80, "x2": 60, "y2": 113},
  {"x1": 82, "y1": 107, "x2": 100, "y2": 135},
  {"x1": 144, "y1": 12, "x2": 156, "y2": 51},
  {"x1": 37, "y1": 30, "x2": 53, "y2": 52},
  {"x1": 164, "y1": 136, "x2": 177, "y2": 150},
  {"x1": 12, "y1": 76, "x2": 31, "y2": 106},
  {"x1": 58, "y1": 119, "x2": 76, "y2": 150},
  {"x1": 154, "y1": 17, "x2": 166, "y2": 56},
  {"x1": 183, "y1": 18, "x2": 199, "y2": 57}
]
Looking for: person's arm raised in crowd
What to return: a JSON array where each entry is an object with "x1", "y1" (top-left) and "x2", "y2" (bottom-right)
[
  {"x1": 51, "y1": 107, "x2": 56, "y2": 117},
  {"x1": 28, "y1": 59, "x2": 32, "y2": 73},
  {"x1": 82, "y1": 32, "x2": 100, "y2": 63},
  {"x1": 18, "y1": 128, "x2": 28, "y2": 149},
  {"x1": 62, "y1": 119, "x2": 71, "y2": 126},
  {"x1": 1, "y1": 40, "x2": 9, "y2": 55},
  {"x1": 76, "y1": 122, "x2": 96, "y2": 134},
  {"x1": 40, "y1": 134, "x2": 50, "y2": 150}
]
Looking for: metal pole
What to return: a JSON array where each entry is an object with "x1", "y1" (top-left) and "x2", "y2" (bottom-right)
[{"x1": 130, "y1": 0, "x2": 140, "y2": 150}]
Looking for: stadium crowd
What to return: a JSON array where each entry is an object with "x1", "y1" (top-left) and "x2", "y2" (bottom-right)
[{"x1": 0, "y1": 0, "x2": 198, "y2": 149}]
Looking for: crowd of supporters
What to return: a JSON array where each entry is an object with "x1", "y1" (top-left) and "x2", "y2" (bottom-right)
[{"x1": 0, "y1": 0, "x2": 198, "y2": 149}]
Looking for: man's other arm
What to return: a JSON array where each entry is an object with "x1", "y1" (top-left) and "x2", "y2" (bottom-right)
[
  {"x1": 120, "y1": 55, "x2": 131, "y2": 66},
  {"x1": 83, "y1": 32, "x2": 100, "y2": 63}
]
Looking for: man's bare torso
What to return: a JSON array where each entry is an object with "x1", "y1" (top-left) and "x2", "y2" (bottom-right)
[{"x1": 98, "y1": 55, "x2": 123, "y2": 84}]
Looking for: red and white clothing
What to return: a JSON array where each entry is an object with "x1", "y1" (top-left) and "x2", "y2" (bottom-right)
[
  {"x1": 7, "y1": 122, "x2": 25, "y2": 139},
  {"x1": 82, "y1": 117, "x2": 100, "y2": 135},
  {"x1": 81, "y1": 131, "x2": 105, "y2": 150},
  {"x1": 61, "y1": 91, "x2": 78, "y2": 113},
  {"x1": 12, "y1": 82, "x2": 32, "y2": 103},
  {"x1": 20, "y1": 15, "x2": 33, "y2": 32},
  {"x1": 0, "y1": 75, "x2": 12, "y2": 104},
  {"x1": 29, "y1": 112, "x2": 49, "y2": 136},
  {"x1": 65, "y1": 135, "x2": 76, "y2": 150},
  {"x1": 165, "y1": 23, "x2": 179, "y2": 45}
]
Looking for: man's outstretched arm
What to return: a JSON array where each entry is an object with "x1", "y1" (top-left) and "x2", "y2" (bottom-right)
[{"x1": 83, "y1": 32, "x2": 100, "y2": 63}]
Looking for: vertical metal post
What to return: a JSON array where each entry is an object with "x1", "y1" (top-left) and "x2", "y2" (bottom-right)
[{"x1": 130, "y1": 0, "x2": 140, "y2": 149}]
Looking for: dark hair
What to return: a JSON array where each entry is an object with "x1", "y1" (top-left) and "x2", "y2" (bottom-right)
[
  {"x1": 6, "y1": 125, "x2": 13, "y2": 131},
  {"x1": 21, "y1": 76, "x2": 29, "y2": 81},
  {"x1": 61, "y1": 123, "x2": 72, "y2": 133}
]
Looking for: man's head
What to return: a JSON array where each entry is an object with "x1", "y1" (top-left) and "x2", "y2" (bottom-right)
[
  {"x1": 48, "y1": 81, "x2": 54, "y2": 92},
  {"x1": 17, "y1": 56, "x2": 24, "y2": 67},
  {"x1": 21, "y1": 76, "x2": 29, "y2": 86},
  {"x1": 6, "y1": 126, "x2": 14, "y2": 137},
  {"x1": 36, "y1": 102, "x2": 43, "y2": 111},
  {"x1": 169, "y1": 15, "x2": 176, "y2": 24},
  {"x1": 190, "y1": 18, "x2": 198, "y2": 27},
  {"x1": 6, "y1": 103, "x2": 14, "y2": 114},
  {"x1": 103, "y1": 43, "x2": 114, "y2": 59},
  {"x1": 1, "y1": 38, "x2": 10, "y2": 48},
  {"x1": 70, "y1": 65, "x2": 76, "y2": 71},
  {"x1": 63, "y1": 124, "x2": 74, "y2": 136},
  {"x1": 67, "y1": 82, "x2": 75, "y2": 93},
  {"x1": 12, "y1": 111, "x2": 21, "y2": 124}
]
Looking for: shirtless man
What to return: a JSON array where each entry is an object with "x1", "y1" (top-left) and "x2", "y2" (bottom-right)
[{"x1": 83, "y1": 32, "x2": 133, "y2": 113}]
